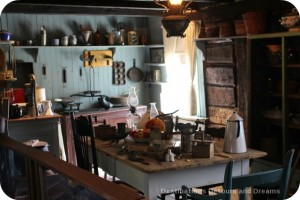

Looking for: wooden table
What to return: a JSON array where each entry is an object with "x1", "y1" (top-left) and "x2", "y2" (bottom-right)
[{"x1": 95, "y1": 138, "x2": 266, "y2": 200}]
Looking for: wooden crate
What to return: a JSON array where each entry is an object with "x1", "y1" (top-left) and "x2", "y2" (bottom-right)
[
  {"x1": 94, "y1": 125, "x2": 116, "y2": 139},
  {"x1": 192, "y1": 140, "x2": 214, "y2": 158},
  {"x1": 205, "y1": 42, "x2": 234, "y2": 63}
]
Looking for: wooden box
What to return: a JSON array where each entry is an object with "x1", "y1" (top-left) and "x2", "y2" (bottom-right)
[
  {"x1": 192, "y1": 140, "x2": 214, "y2": 158},
  {"x1": 94, "y1": 125, "x2": 116, "y2": 139}
]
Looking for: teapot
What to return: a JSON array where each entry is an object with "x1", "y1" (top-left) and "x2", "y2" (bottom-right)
[{"x1": 223, "y1": 112, "x2": 247, "y2": 153}]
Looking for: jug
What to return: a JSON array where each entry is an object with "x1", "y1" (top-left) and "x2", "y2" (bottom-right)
[{"x1": 223, "y1": 112, "x2": 247, "y2": 153}]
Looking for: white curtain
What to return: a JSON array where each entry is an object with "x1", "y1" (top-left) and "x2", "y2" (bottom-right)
[
  {"x1": 185, "y1": 20, "x2": 200, "y2": 115},
  {"x1": 160, "y1": 20, "x2": 200, "y2": 116}
]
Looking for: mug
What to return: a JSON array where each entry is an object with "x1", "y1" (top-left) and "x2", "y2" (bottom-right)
[
  {"x1": 127, "y1": 31, "x2": 138, "y2": 45},
  {"x1": 52, "y1": 38, "x2": 59, "y2": 46}
]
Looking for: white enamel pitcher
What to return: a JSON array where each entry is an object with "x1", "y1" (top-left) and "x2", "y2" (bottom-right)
[{"x1": 223, "y1": 112, "x2": 247, "y2": 153}]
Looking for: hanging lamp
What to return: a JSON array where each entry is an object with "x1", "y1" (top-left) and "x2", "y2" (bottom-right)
[{"x1": 154, "y1": 0, "x2": 193, "y2": 37}]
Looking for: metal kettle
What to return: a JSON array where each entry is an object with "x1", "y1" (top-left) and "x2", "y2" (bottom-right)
[{"x1": 223, "y1": 112, "x2": 247, "y2": 153}]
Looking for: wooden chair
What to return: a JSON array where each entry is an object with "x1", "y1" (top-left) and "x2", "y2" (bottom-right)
[
  {"x1": 70, "y1": 112, "x2": 98, "y2": 175},
  {"x1": 70, "y1": 112, "x2": 144, "y2": 196},
  {"x1": 181, "y1": 160, "x2": 234, "y2": 200},
  {"x1": 231, "y1": 149, "x2": 294, "y2": 200}
]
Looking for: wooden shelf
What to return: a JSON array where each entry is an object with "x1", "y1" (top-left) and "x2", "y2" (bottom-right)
[
  {"x1": 195, "y1": 35, "x2": 246, "y2": 42},
  {"x1": 143, "y1": 63, "x2": 165, "y2": 66},
  {"x1": 288, "y1": 123, "x2": 300, "y2": 130},
  {"x1": 144, "y1": 81, "x2": 167, "y2": 85},
  {"x1": 194, "y1": 32, "x2": 300, "y2": 43},
  {"x1": 288, "y1": 94, "x2": 300, "y2": 99}
]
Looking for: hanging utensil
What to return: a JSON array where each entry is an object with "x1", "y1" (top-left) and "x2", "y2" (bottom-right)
[{"x1": 127, "y1": 58, "x2": 144, "y2": 82}]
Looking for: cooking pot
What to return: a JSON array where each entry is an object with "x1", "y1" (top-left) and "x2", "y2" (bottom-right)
[{"x1": 223, "y1": 112, "x2": 247, "y2": 153}]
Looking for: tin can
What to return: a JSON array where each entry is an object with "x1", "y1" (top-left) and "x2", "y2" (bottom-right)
[{"x1": 152, "y1": 69, "x2": 161, "y2": 82}]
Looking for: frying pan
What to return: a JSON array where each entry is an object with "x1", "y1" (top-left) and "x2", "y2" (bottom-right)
[{"x1": 127, "y1": 58, "x2": 144, "y2": 82}]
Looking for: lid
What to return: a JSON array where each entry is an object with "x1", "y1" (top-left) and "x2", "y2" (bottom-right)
[{"x1": 227, "y1": 112, "x2": 243, "y2": 122}]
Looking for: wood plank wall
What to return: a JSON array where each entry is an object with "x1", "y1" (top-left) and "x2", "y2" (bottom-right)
[{"x1": 0, "y1": 13, "x2": 163, "y2": 110}]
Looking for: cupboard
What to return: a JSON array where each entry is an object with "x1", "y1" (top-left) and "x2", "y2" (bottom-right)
[{"x1": 248, "y1": 31, "x2": 300, "y2": 163}]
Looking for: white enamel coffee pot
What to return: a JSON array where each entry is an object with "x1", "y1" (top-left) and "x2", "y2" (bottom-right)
[{"x1": 223, "y1": 112, "x2": 247, "y2": 153}]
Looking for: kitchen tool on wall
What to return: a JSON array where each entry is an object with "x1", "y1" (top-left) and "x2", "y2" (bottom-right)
[
  {"x1": 80, "y1": 50, "x2": 113, "y2": 67},
  {"x1": 70, "y1": 66, "x2": 101, "y2": 98},
  {"x1": 223, "y1": 112, "x2": 247, "y2": 153},
  {"x1": 112, "y1": 61, "x2": 125, "y2": 85},
  {"x1": 127, "y1": 58, "x2": 144, "y2": 82}
]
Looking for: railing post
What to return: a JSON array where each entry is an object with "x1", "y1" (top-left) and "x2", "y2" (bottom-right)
[{"x1": 25, "y1": 158, "x2": 47, "y2": 200}]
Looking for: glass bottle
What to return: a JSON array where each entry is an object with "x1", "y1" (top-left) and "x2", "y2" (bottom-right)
[
  {"x1": 127, "y1": 87, "x2": 139, "y2": 107},
  {"x1": 94, "y1": 28, "x2": 101, "y2": 45},
  {"x1": 149, "y1": 102, "x2": 159, "y2": 119},
  {"x1": 40, "y1": 26, "x2": 47, "y2": 46},
  {"x1": 126, "y1": 106, "x2": 141, "y2": 130}
]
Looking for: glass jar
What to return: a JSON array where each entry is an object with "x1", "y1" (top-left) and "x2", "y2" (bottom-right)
[
  {"x1": 69, "y1": 35, "x2": 77, "y2": 46},
  {"x1": 149, "y1": 102, "x2": 159, "y2": 119},
  {"x1": 126, "y1": 106, "x2": 141, "y2": 130},
  {"x1": 127, "y1": 87, "x2": 139, "y2": 107}
]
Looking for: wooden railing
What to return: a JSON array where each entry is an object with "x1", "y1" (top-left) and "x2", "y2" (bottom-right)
[{"x1": 0, "y1": 134, "x2": 146, "y2": 200}]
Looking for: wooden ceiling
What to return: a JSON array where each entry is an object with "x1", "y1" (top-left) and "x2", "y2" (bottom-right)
[
  {"x1": 3, "y1": 0, "x2": 294, "y2": 22},
  {"x1": 3, "y1": 0, "x2": 235, "y2": 16}
]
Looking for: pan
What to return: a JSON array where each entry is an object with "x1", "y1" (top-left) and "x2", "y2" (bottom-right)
[{"x1": 127, "y1": 58, "x2": 144, "y2": 82}]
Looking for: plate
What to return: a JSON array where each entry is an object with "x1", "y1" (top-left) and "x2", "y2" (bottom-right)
[{"x1": 132, "y1": 137, "x2": 150, "y2": 143}]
